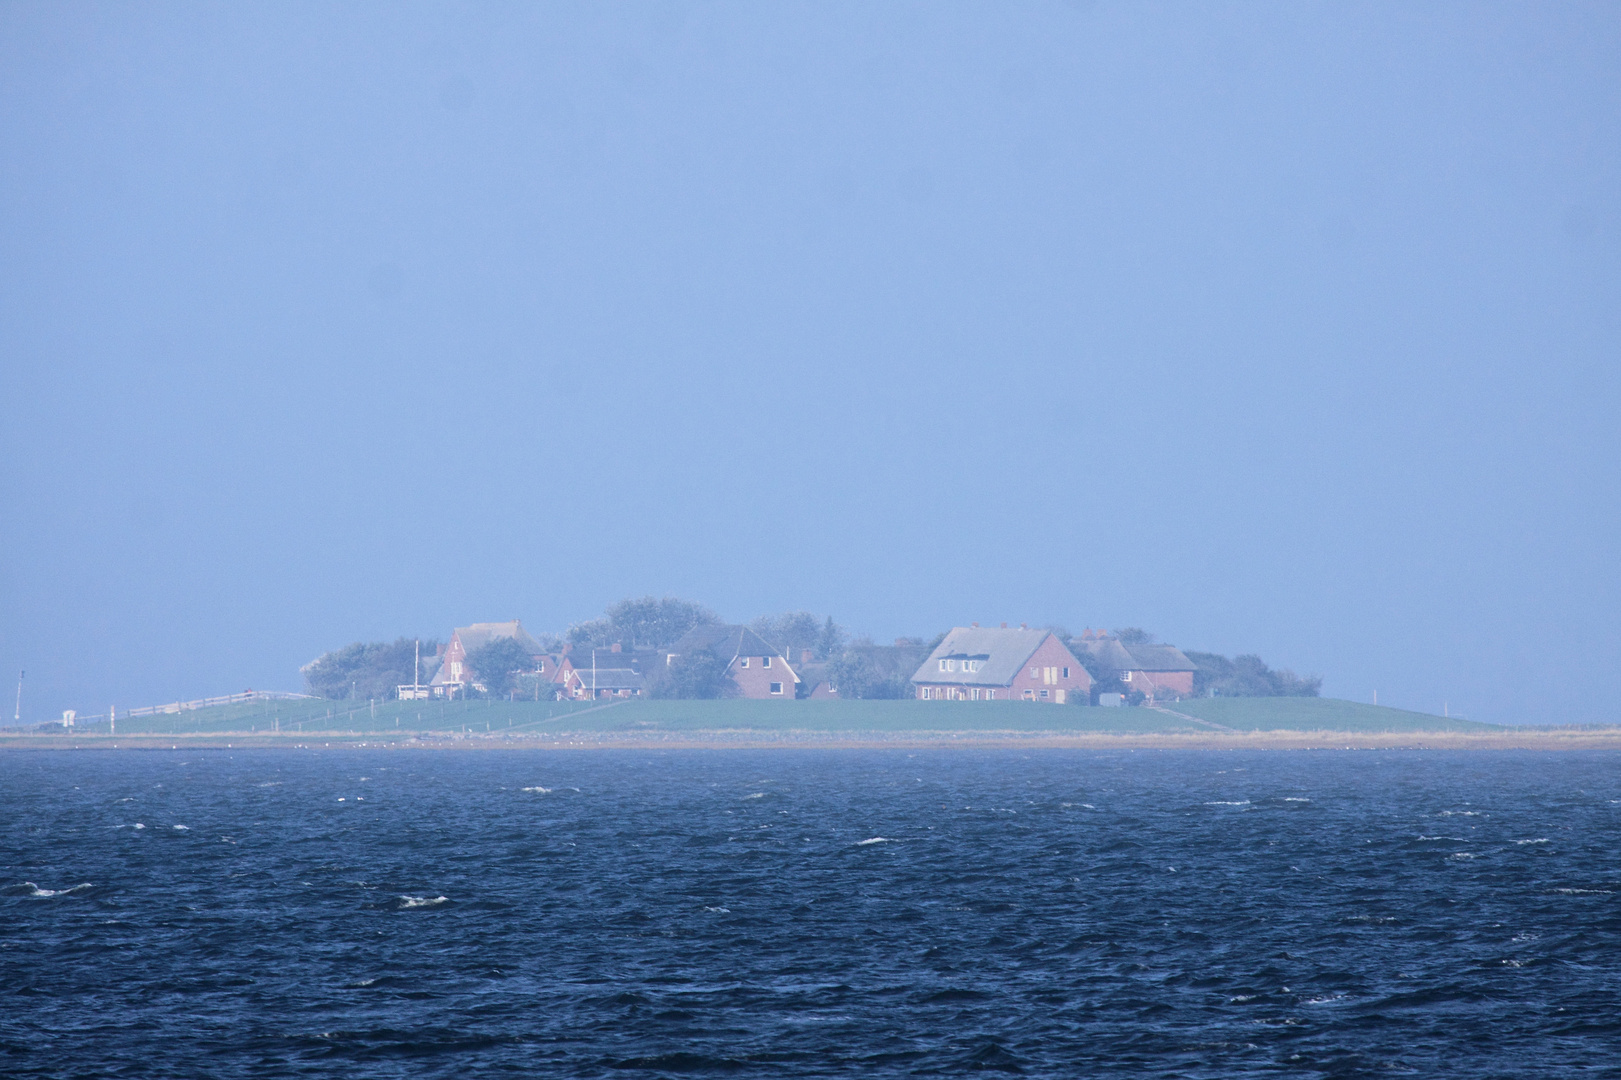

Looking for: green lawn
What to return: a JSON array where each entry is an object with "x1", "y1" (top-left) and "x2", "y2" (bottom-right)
[
  {"x1": 1168, "y1": 696, "x2": 1498, "y2": 732},
  {"x1": 35, "y1": 694, "x2": 1501, "y2": 738},
  {"x1": 538, "y1": 699, "x2": 1192, "y2": 734}
]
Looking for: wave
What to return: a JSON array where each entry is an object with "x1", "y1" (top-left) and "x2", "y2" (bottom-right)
[
  {"x1": 1283, "y1": 797, "x2": 1311, "y2": 803},
  {"x1": 856, "y1": 837, "x2": 893, "y2": 846},
  {"x1": 172, "y1": 824, "x2": 189, "y2": 831},
  {"x1": 1205, "y1": 800, "x2": 1250, "y2": 806},
  {"x1": 744, "y1": 792, "x2": 766, "y2": 799},
  {"x1": 398, "y1": 895, "x2": 449, "y2": 909},
  {"x1": 20, "y1": 882, "x2": 92, "y2": 898},
  {"x1": 520, "y1": 786, "x2": 551, "y2": 793},
  {"x1": 1553, "y1": 888, "x2": 1613, "y2": 895},
  {"x1": 1514, "y1": 838, "x2": 1550, "y2": 845}
]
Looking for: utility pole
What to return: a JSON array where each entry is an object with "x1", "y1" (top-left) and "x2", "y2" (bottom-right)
[
  {"x1": 414, "y1": 639, "x2": 421, "y2": 693},
  {"x1": 13, "y1": 670, "x2": 21, "y2": 723}
]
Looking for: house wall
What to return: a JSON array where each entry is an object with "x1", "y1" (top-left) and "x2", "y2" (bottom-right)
[
  {"x1": 728, "y1": 653, "x2": 795, "y2": 699},
  {"x1": 916, "y1": 635, "x2": 1092, "y2": 703},
  {"x1": 1124, "y1": 669, "x2": 1194, "y2": 699}
]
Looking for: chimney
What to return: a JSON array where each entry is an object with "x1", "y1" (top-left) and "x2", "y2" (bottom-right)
[
  {"x1": 971, "y1": 622, "x2": 979, "y2": 628},
  {"x1": 801, "y1": 649, "x2": 813, "y2": 664},
  {"x1": 1020, "y1": 623, "x2": 1028, "y2": 630},
  {"x1": 1000, "y1": 622, "x2": 1007, "y2": 629},
  {"x1": 610, "y1": 642, "x2": 622, "y2": 653}
]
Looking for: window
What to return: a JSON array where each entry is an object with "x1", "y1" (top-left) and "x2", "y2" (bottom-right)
[
  {"x1": 1022, "y1": 689, "x2": 1035, "y2": 700},
  {"x1": 986, "y1": 690, "x2": 996, "y2": 700},
  {"x1": 740, "y1": 657, "x2": 749, "y2": 668},
  {"x1": 1040, "y1": 689, "x2": 1050, "y2": 699},
  {"x1": 1062, "y1": 666, "x2": 1069, "y2": 678},
  {"x1": 769, "y1": 682, "x2": 783, "y2": 695},
  {"x1": 1122, "y1": 670, "x2": 1132, "y2": 682},
  {"x1": 942, "y1": 659, "x2": 956, "y2": 672},
  {"x1": 763, "y1": 656, "x2": 772, "y2": 668}
]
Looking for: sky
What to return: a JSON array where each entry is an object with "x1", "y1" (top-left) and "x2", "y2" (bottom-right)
[{"x1": 1, "y1": 2, "x2": 1617, "y2": 726}]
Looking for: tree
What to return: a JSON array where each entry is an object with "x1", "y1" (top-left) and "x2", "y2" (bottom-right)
[
  {"x1": 466, "y1": 636, "x2": 533, "y2": 697},
  {"x1": 1185, "y1": 651, "x2": 1321, "y2": 697},
  {"x1": 1114, "y1": 627, "x2": 1156, "y2": 644},
  {"x1": 817, "y1": 616, "x2": 846, "y2": 660},
  {"x1": 749, "y1": 611, "x2": 841, "y2": 658},
  {"x1": 302, "y1": 638, "x2": 440, "y2": 700},
  {"x1": 570, "y1": 596, "x2": 721, "y2": 649},
  {"x1": 825, "y1": 650, "x2": 913, "y2": 699},
  {"x1": 646, "y1": 650, "x2": 735, "y2": 699}
]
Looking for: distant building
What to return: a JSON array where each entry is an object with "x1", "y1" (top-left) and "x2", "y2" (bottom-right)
[
  {"x1": 911, "y1": 625, "x2": 1091, "y2": 703},
  {"x1": 427, "y1": 620, "x2": 550, "y2": 698},
  {"x1": 665, "y1": 625, "x2": 799, "y2": 699},
  {"x1": 1072, "y1": 631, "x2": 1197, "y2": 702},
  {"x1": 556, "y1": 643, "x2": 651, "y2": 700}
]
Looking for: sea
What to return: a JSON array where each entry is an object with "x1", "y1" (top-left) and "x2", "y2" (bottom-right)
[{"x1": 3, "y1": 748, "x2": 1618, "y2": 1078}]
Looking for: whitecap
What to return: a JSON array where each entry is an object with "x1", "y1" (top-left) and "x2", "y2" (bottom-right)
[
  {"x1": 521, "y1": 786, "x2": 551, "y2": 794},
  {"x1": 1283, "y1": 798, "x2": 1311, "y2": 803},
  {"x1": 398, "y1": 895, "x2": 449, "y2": 908},
  {"x1": 256, "y1": 782, "x2": 282, "y2": 788},
  {"x1": 744, "y1": 793, "x2": 766, "y2": 799},
  {"x1": 1205, "y1": 800, "x2": 1250, "y2": 806},
  {"x1": 1514, "y1": 838, "x2": 1550, "y2": 845},
  {"x1": 1553, "y1": 888, "x2": 1613, "y2": 895},
  {"x1": 172, "y1": 824, "x2": 189, "y2": 831},
  {"x1": 1438, "y1": 810, "x2": 1482, "y2": 817},
  {"x1": 704, "y1": 906, "x2": 731, "y2": 913},
  {"x1": 856, "y1": 837, "x2": 893, "y2": 846},
  {"x1": 1450, "y1": 852, "x2": 1477, "y2": 860},
  {"x1": 23, "y1": 882, "x2": 92, "y2": 898}
]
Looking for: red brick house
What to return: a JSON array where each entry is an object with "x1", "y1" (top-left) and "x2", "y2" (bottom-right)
[
  {"x1": 665, "y1": 625, "x2": 799, "y2": 699},
  {"x1": 427, "y1": 620, "x2": 549, "y2": 698},
  {"x1": 1073, "y1": 632, "x2": 1196, "y2": 702},
  {"x1": 912, "y1": 625, "x2": 1091, "y2": 703}
]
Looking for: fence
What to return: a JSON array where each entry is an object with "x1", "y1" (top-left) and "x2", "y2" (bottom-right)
[{"x1": 86, "y1": 690, "x2": 313, "y2": 722}]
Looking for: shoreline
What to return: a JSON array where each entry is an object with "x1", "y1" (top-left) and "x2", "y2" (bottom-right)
[{"x1": 4, "y1": 727, "x2": 1621, "y2": 752}]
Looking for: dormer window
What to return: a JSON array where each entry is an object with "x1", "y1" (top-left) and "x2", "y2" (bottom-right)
[{"x1": 941, "y1": 659, "x2": 956, "y2": 672}]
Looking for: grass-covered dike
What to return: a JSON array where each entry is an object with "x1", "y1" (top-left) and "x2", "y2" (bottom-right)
[{"x1": 2, "y1": 695, "x2": 1507, "y2": 743}]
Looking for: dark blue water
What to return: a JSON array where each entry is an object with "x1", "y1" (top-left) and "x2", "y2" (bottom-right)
[{"x1": 3, "y1": 749, "x2": 1619, "y2": 1078}]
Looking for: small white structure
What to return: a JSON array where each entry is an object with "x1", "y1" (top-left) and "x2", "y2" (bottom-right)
[{"x1": 61, "y1": 709, "x2": 76, "y2": 727}]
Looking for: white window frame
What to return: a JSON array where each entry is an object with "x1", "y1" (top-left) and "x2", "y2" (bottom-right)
[
  {"x1": 740, "y1": 657, "x2": 749, "y2": 668},
  {"x1": 769, "y1": 681, "x2": 783, "y2": 695},
  {"x1": 763, "y1": 656, "x2": 772, "y2": 668}
]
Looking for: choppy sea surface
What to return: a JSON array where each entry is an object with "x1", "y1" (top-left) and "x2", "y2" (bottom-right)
[{"x1": 3, "y1": 749, "x2": 1619, "y2": 1078}]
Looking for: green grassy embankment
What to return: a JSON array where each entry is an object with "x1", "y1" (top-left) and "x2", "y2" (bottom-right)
[
  {"x1": 7, "y1": 695, "x2": 1499, "y2": 742},
  {"x1": 1166, "y1": 697, "x2": 1497, "y2": 733}
]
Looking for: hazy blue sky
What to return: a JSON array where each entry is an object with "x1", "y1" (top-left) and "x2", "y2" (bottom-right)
[{"x1": 2, "y1": 2, "x2": 1617, "y2": 725}]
